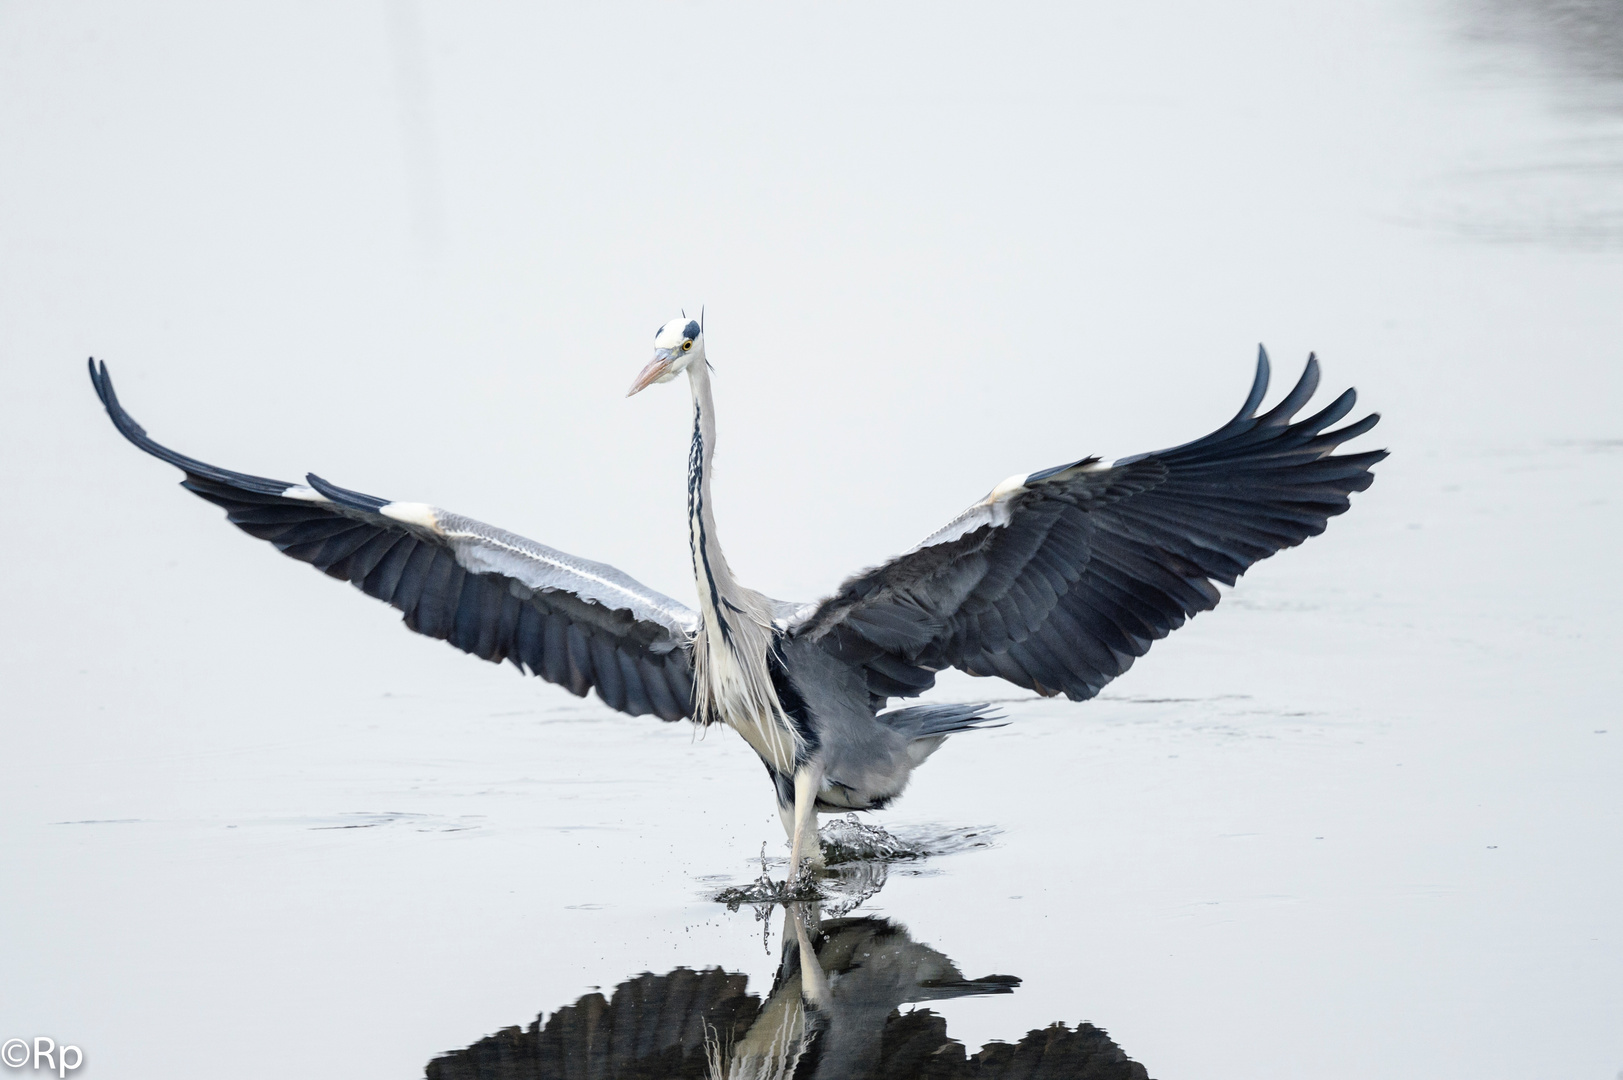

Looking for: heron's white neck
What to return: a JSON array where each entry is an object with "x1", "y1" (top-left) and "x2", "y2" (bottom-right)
[{"x1": 685, "y1": 362, "x2": 798, "y2": 771}]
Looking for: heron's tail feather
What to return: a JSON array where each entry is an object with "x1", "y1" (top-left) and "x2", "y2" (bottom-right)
[{"x1": 878, "y1": 702, "x2": 1005, "y2": 740}]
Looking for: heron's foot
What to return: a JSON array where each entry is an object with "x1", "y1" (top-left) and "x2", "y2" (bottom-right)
[
  {"x1": 781, "y1": 871, "x2": 824, "y2": 902},
  {"x1": 788, "y1": 852, "x2": 824, "y2": 888},
  {"x1": 788, "y1": 829, "x2": 829, "y2": 885},
  {"x1": 712, "y1": 843, "x2": 824, "y2": 909}
]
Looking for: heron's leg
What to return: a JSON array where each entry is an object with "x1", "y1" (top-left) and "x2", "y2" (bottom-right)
[
  {"x1": 788, "y1": 902, "x2": 830, "y2": 1009},
  {"x1": 777, "y1": 799, "x2": 796, "y2": 842},
  {"x1": 786, "y1": 765, "x2": 824, "y2": 882}
]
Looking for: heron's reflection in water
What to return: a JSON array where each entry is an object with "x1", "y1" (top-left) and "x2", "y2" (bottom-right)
[{"x1": 426, "y1": 903, "x2": 1151, "y2": 1080}]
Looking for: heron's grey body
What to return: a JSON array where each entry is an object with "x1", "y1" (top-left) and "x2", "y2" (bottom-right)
[{"x1": 88, "y1": 316, "x2": 1384, "y2": 878}]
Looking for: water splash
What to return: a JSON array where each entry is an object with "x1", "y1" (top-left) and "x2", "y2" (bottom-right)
[
  {"x1": 819, "y1": 815, "x2": 916, "y2": 862},
  {"x1": 713, "y1": 844, "x2": 823, "y2": 910},
  {"x1": 711, "y1": 818, "x2": 999, "y2": 913}
]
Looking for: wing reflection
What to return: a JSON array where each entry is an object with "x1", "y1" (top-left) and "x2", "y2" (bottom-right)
[{"x1": 426, "y1": 903, "x2": 1151, "y2": 1080}]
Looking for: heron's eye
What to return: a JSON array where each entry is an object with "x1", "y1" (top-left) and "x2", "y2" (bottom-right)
[{"x1": 682, "y1": 340, "x2": 693, "y2": 351}]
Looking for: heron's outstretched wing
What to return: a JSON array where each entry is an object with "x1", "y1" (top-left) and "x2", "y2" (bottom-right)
[
  {"x1": 89, "y1": 360, "x2": 697, "y2": 721},
  {"x1": 789, "y1": 350, "x2": 1385, "y2": 704}
]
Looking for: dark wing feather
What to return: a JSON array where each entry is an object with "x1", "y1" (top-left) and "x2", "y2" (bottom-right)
[
  {"x1": 89, "y1": 360, "x2": 697, "y2": 721},
  {"x1": 791, "y1": 349, "x2": 1385, "y2": 704}
]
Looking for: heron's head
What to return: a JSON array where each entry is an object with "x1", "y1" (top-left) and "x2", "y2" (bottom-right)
[{"x1": 627, "y1": 316, "x2": 704, "y2": 396}]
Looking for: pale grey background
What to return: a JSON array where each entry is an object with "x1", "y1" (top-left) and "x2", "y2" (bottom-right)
[{"x1": 1, "y1": 2, "x2": 1619, "y2": 1078}]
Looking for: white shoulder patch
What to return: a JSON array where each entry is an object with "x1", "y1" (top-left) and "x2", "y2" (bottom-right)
[
  {"x1": 279, "y1": 484, "x2": 330, "y2": 504},
  {"x1": 380, "y1": 502, "x2": 442, "y2": 531},
  {"x1": 984, "y1": 472, "x2": 1030, "y2": 504},
  {"x1": 907, "y1": 465, "x2": 1047, "y2": 554}
]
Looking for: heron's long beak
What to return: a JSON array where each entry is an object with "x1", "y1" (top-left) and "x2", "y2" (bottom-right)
[{"x1": 627, "y1": 349, "x2": 678, "y2": 397}]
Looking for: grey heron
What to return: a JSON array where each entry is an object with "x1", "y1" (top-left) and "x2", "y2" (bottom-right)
[{"x1": 88, "y1": 317, "x2": 1384, "y2": 880}]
